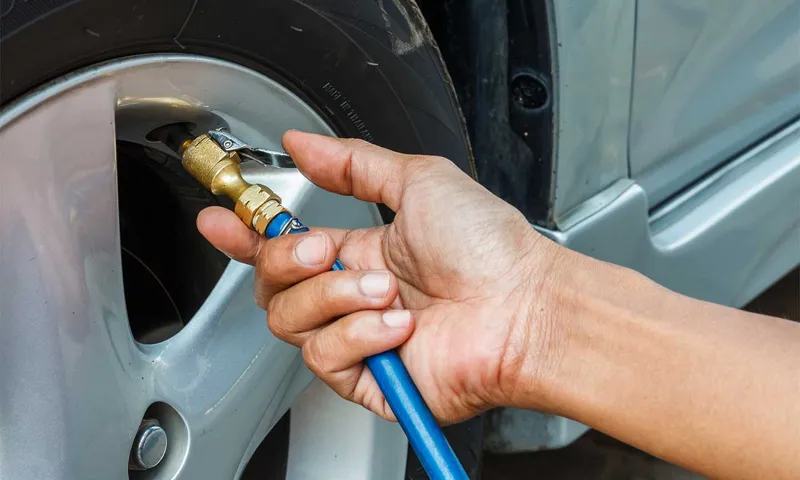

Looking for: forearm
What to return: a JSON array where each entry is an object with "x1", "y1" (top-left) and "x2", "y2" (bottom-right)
[{"x1": 525, "y1": 254, "x2": 800, "y2": 479}]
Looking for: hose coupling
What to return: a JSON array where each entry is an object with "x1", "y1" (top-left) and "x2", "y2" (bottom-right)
[{"x1": 181, "y1": 134, "x2": 287, "y2": 234}]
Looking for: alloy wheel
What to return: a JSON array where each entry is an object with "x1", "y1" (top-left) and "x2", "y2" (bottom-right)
[{"x1": 0, "y1": 54, "x2": 407, "y2": 479}]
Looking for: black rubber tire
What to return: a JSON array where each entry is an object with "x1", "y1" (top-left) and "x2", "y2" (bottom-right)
[{"x1": 1, "y1": 0, "x2": 482, "y2": 478}]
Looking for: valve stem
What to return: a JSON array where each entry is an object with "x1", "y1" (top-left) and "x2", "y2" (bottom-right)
[{"x1": 147, "y1": 123, "x2": 195, "y2": 155}]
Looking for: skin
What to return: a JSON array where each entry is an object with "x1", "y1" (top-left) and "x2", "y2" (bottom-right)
[{"x1": 198, "y1": 131, "x2": 800, "y2": 480}]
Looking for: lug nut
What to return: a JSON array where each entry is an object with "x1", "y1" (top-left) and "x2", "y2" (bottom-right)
[{"x1": 129, "y1": 419, "x2": 168, "y2": 471}]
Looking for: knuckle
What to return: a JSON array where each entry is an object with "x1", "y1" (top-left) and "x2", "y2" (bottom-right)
[
  {"x1": 254, "y1": 287, "x2": 271, "y2": 311},
  {"x1": 404, "y1": 154, "x2": 446, "y2": 178},
  {"x1": 424, "y1": 155, "x2": 455, "y2": 173},
  {"x1": 265, "y1": 296, "x2": 288, "y2": 338},
  {"x1": 342, "y1": 139, "x2": 373, "y2": 169},
  {"x1": 302, "y1": 340, "x2": 327, "y2": 374},
  {"x1": 314, "y1": 272, "x2": 346, "y2": 306},
  {"x1": 264, "y1": 239, "x2": 290, "y2": 272},
  {"x1": 255, "y1": 252, "x2": 279, "y2": 288},
  {"x1": 342, "y1": 314, "x2": 368, "y2": 346},
  {"x1": 343, "y1": 137, "x2": 372, "y2": 151},
  {"x1": 253, "y1": 277, "x2": 277, "y2": 311},
  {"x1": 254, "y1": 238, "x2": 300, "y2": 289},
  {"x1": 430, "y1": 155, "x2": 453, "y2": 165},
  {"x1": 310, "y1": 274, "x2": 331, "y2": 303}
]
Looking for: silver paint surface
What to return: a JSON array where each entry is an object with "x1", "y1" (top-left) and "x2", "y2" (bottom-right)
[
  {"x1": 557, "y1": 119, "x2": 800, "y2": 307},
  {"x1": 550, "y1": 0, "x2": 635, "y2": 225},
  {"x1": 630, "y1": 0, "x2": 800, "y2": 206},
  {"x1": 550, "y1": 0, "x2": 800, "y2": 218}
]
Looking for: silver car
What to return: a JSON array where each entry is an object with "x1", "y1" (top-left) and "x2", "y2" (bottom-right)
[{"x1": 1, "y1": 0, "x2": 797, "y2": 478}]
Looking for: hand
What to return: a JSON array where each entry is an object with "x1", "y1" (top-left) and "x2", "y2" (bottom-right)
[{"x1": 197, "y1": 131, "x2": 565, "y2": 423}]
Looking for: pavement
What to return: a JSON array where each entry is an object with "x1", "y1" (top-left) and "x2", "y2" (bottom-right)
[
  {"x1": 484, "y1": 430, "x2": 703, "y2": 480},
  {"x1": 482, "y1": 268, "x2": 798, "y2": 479}
]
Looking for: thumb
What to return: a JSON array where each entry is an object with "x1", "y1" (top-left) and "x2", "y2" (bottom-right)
[{"x1": 282, "y1": 131, "x2": 420, "y2": 212}]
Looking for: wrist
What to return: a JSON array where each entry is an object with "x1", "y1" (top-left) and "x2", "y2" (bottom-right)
[
  {"x1": 492, "y1": 234, "x2": 576, "y2": 412},
  {"x1": 498, "y1": 243, "x2": 637, "y2": 414}
]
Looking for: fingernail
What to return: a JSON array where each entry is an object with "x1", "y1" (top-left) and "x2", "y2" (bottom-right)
[
  {"x1": 295, "y1": 234, "x2": 327, "y2": 266},
  {"x1": 359, "y1": 272, "x2": 391, "y2": 298},
  {"x1": 382, "y1": 310, "x2": 411, "y2": 328}
]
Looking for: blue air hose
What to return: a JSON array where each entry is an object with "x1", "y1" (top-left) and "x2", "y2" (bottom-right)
[{"x1": 267, "y1": 212, "x2": 468, "y2": 480}]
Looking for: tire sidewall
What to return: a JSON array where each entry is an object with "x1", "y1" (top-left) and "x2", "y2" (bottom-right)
[{"x1": 1, "y1": 0, "x2": 472, "y2": 173}]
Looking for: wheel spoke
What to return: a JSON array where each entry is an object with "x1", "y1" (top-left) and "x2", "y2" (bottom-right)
[
  {"x1": 288, "y1": 380, "x2": 408, "y2": 480},
  {"x1": 0, "y1": 80, "x2": 140, "y2": 478},
  {"x1": 141, "y1": 262, "x2": 306, "y2": 478}
]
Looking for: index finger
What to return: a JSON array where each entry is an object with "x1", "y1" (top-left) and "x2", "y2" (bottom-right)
[{"x1": 282, "y1": 131, "x2": 427, "y2": 212}]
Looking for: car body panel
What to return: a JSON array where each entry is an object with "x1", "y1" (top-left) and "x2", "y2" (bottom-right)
[
  {"x1": 551, "y1": 0, "x2": 800, "y2": 221},
  {"x1": 550, "y1": 0, "x2": 634, "y2": 225},
  {"x1": 630, "y1": 0, "x2": 800, "y2": 206},
  {"x1": 555, "y1": 120, "x2": 800, "y2": 308}
]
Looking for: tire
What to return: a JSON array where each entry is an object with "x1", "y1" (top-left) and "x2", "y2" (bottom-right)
[{"x1": 1, "y1": 0, "x2": 482, "y2": 478}]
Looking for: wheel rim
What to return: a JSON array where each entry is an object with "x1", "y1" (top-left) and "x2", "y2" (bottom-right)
[{"x1": 0, "y1": 54, "x2": 405, "y2": 479}]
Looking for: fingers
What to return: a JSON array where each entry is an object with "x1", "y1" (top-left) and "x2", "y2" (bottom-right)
[
  {"x1": 267, "y1": 270, "x2": 399, "y2": 345},
  {"x1": 283, "y1": 130, "x2": 435, "y2": 212},
  {"x1": 302, "y1": 309, "x2": 414, "y2": 404},
  {"x1": 198, "y1": 206, "x2": 354, "y2": 265},
  {"x1": 253, "y1": 232, "x2": 340, "y2": 308},
  {"x1": 199, "y1": 207, "x2": 345, "y2": 302},
  {"x1": 197, "y1": 207, "x2": 262, "y2": 264}
]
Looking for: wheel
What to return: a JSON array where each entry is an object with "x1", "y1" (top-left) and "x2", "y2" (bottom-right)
[{"x1": 0, "y1": 1, "x2": 482, "y2": 479}]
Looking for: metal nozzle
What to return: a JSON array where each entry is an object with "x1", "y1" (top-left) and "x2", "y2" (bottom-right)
[
  {"x1": 180, "y1": 135, "x2": 250, "y2": 198},
  {"x1": 158, "y1": 129, "x2": 288, "y2": 235}
]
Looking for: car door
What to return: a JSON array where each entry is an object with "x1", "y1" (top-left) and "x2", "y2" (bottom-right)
[{"x1": 629, "y1": 0, "x2": 800, "y2": 207}]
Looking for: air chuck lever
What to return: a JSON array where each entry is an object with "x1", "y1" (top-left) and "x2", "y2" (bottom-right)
[{"x1": 161, "y1": 126, "x2": 468, "y2": 480}]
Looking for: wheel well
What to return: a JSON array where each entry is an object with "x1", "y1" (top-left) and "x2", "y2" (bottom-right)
[{"x1": 417, "y1": 0, "x2": 558, "y2": 228}]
